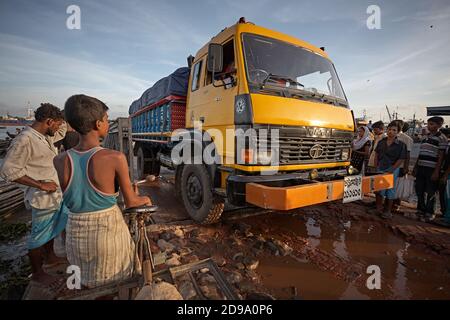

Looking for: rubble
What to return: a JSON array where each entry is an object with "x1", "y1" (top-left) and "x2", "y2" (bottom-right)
[
  {"x1": 212, "y1": 255, "x2": 226, "y2": 267},
  {"x1": 226, "y1": 271, "x2": 243, "y2": 285},
  {"x1": 159, "y1": 231, "x2": 172, "y2": 241},
  {"x1": 166, "y1": 253, "x2": 182, "y2": 267},
  {"x1": 174, "y1": 228, "x2": 184, "y2": 238},
  {"x1": 178, "y1": 281, "x2": 196, "y2": 300},
  {"x1": 243, "y1": 257, "x2": 259, "y2": 270},
  {"x1": 270, "y1": 239, "x2": 293, "y2": 256},
  {"x1": 157, "y1": 239, "x2": 175, "y2": 252},
  {"x1": 232, "y1": 252, "x2": 244, "y2": 261}
]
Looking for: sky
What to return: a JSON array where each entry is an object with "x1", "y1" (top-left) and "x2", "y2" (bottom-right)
[{"x1": 0, "y1": 0, "x2": 449, "y2": 121}]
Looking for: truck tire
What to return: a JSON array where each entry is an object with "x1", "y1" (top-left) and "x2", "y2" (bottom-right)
[
  {"x1": 137, "y1": 146, "x2": 160, "y2": 179},
  {"x1": 180, "y1": 164, "x2": 224, "y2": 224},
  {"x1": 149, "y1": 148, "x2": 161, "y2": 176}
]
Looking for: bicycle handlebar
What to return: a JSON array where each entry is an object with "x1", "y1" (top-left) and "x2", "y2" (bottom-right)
[{"x1": 123, "y1": 205, "x2": 158, "y2": 214}]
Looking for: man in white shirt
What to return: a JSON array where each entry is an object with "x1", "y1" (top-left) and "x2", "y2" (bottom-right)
[{"x1": 0, "y1": 103, "x2": 68, "y2": 294}]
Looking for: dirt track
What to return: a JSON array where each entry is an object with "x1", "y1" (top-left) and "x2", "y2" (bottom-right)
[
  {"x1": 1, "y1": 169, "x2": 450, "y2": 300},
  {"x1": 141, "y1": 170, "x2": 450, "y2": 300}
]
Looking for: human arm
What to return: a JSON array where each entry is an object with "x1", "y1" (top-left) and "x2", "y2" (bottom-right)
[
  {"x1": 115, "y1": 153, "x2": 151, "y2": 208},
  {"x1": 353, "y1": 142, "x2": 371, "y2": 156},
  {"x1": 373, "y1": 151, "x2": 378, "y2": 169},
  {"x1": 432, "y1": 150, "x2": 444, "y2": 181},
  {"x1": 13, "y1": 176, "x2": 57, "y2": 192},
  {"x1": 389, "y1": 159, "x2": 404, "y2": 172},
  {"x1": 52, "y1": 121, "x2": 67, "y2": 143},
  {"x1": 404, "y1": 151, "x2": 410, "y2": 174}
]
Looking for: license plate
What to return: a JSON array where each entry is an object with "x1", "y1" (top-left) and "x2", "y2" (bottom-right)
[{"x1": 343, "y1": 175, "x2": 363, "y2": 203}]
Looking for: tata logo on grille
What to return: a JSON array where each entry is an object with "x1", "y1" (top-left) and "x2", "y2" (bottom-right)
[{"x1": 309, "y1": 144, "x2": 324, "y2": 159}]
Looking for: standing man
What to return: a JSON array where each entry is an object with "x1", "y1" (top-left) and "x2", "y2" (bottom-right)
[
  {"x1": 392, "y1": 120, "x2": 414, "y2": 213},
  {"x1": 413, "y1": 117, "x2": 447, "y2": 221},
  {"x1": 368, "y1": 121, "x2": 386, "y2": 172},
  {"x1": 0, "y1": 103, "x2": 68, "y2": 294},
  {"x1": 371, "y1": 122, "x2": 407, "y2": 219}
]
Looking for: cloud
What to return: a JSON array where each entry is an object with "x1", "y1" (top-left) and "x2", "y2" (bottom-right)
[{"x1": 0, "y1": 33, "x2": 152, "y2": 116}]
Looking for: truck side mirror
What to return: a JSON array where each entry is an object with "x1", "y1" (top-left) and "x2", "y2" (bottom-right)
[{"x1": 207, "y1": 43, "x2": 223, "y2": 73}]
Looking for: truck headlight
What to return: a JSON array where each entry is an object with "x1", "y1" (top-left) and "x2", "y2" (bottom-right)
[
  {"x1": 347, "y1": 165, "x2": 358, "y2": 175},
  {"x1": 309, "y1": 169, "x2": 319, "y2": 180},
  {"x1": 341, "y1": 148, "x2": 350, "y2": 161}
]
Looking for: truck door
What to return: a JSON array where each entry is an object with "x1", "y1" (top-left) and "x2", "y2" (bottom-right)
[
  {"x1": 199, "y1": 39, "x2": 238, "y2": 162},
  {"x1": 200, "y1": 39, "x2": 237, "y2": 129}
]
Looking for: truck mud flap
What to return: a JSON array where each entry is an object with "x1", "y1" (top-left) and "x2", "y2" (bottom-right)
[{"x1": 245, "y1": 173, "x2": 394, "y2": 211}]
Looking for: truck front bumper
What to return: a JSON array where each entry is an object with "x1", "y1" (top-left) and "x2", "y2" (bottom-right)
[{"x1": 227, "y1": 171, "x2": 394, "y2": 210}]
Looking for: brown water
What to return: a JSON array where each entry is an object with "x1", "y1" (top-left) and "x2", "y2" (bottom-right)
[
  {"x1": 140, "y1": 172, "x2": 450, "y2": 300},
  {"x1": 249, "y1": 213, "x2": 450, "y2": 300}
]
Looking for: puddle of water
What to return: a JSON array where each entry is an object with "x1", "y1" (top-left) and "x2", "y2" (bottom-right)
[
  {"x1": 0, "y1": 236, "x2": 28, "y2": 282},
  {"x1": 246, "y1": 213, "x2": 450, "y2": 300},
  {"x1": 258, "y1": 255, "x2": 370, "y2": 300}
]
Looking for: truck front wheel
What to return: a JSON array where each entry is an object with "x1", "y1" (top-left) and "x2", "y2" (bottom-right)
[{"x1": 180, "y1": 164, "x2": 224, "y2": 224}]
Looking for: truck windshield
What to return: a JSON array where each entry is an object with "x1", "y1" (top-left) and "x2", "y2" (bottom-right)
[{"x1": 242, "y1": 34, "x2": 347, "y2": 105}]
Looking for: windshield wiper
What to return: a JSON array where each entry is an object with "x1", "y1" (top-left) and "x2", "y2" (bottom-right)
[{"x1": 261, "y1": 73, "x2": 305, "y2": 89}]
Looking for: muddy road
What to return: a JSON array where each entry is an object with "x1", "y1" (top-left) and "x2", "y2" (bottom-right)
[
  {"x1": 140, "y1": 170, "x2": 450, "y2": 300},
  {"x1": 1, "y1": 169, "x2": 450, "y2": 300}
]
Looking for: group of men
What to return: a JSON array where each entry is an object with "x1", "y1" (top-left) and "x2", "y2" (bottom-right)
[
  {"x1": 0, "y1": 96, "x2": 151, "y2": 298},
  {"x1": 353, "y1": 116, "x2": 450, "y2": 224}
]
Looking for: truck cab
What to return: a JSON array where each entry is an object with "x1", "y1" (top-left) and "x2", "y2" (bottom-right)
[{"x1": 187, "y1": 20, "x2": 354, "y2": 172}]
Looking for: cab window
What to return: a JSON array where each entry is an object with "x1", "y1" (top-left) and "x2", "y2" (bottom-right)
[{"x1": 191, "y1": 60, "x2": 203, "y2": 91}]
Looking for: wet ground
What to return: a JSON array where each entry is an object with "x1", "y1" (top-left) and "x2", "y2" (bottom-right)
[
  {"x1": 140, "y1": 169, "x2": 450, "y2": 300},
  {"x1": 246, "y1": 212, "x2": 450, "y2": 299},
  {"x1": 0, "y1": 210, "x2": 31, "y2": 300},
  {"x1": 1, "y1": 167, "x2": 450, "y2": 300}
]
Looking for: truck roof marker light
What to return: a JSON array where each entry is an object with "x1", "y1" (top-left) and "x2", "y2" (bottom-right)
[
  {"x1": 320, "y1": 47, "x2": 325, "y2": 51},
  {"x1": 238, "y1": 17, "x2": 246, "y2": 23}
]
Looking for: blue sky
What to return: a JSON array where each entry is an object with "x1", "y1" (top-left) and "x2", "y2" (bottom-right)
[{"x1": 0, "y1": 0, "x2": 449, "y2": 121}]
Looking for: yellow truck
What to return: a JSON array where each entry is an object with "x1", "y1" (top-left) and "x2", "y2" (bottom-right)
[{"x1": 129, "y1": 18, "x2": 393, "y2": 223}]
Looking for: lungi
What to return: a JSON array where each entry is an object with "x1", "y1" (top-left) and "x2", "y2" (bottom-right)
[
  {"x1": 28, "y1": 203, "x2": 69, "y2": 250},
  {"x1": 65, "y1": 205, "x2": 138, "y2": 288}
]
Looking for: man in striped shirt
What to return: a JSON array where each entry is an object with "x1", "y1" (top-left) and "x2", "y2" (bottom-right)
[{"x1": 413, "y1": 117, "x2": 448, "y2": 220}]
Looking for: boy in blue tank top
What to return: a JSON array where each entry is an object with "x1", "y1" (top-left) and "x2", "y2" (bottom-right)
[{"x1": 54, "y1": 94, "x2": 151, "y2": 288}]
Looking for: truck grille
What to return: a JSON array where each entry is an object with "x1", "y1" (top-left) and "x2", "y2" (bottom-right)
[{"x1": 254, "y1": 126, "x2": 353, "y2": 165}]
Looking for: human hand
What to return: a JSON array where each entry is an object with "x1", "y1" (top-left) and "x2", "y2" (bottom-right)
[
  {"x1": 127, "y1": 196, "x2": 152, "y2": 209},
  {"x1": 39, "y1": 181, "x2": 58, "y2": 193}
]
